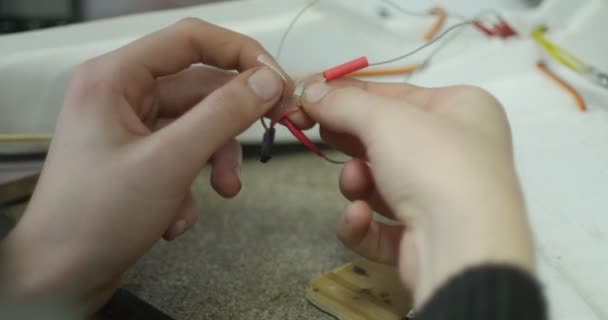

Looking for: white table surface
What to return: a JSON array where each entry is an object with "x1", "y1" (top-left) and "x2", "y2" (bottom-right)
[{"x1": 1, "y1": 0, "x2": 608, "y2": 318}]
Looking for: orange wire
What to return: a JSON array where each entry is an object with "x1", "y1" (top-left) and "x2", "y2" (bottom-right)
[
  {"x1": 536, "y1": 61, "x2": 586, "y2": 112},
  {"x1": 423, "y1": 7, "x2": 447, "y2": 41},
  {"x1": 349, "y1": 64, "x2": 422, "y2": 78},
  {"x1": 349, "y1": 6, "x2": 445, "y2": 79}
]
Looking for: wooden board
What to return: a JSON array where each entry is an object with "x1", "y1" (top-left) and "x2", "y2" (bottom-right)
[{"x1": 306, "y1": 260, "x2": 414, "y2": 320}]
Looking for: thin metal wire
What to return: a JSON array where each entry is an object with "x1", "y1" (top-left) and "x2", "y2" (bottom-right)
[
  {"x1": 276, "y1": 0, "x2": 321, "y2": 61},
  {"x1": 380, "y1": 0, "x2": 434, "y2": 18},
  {"x1": 421, "y1": 20, "x2": 469, "y2": 65},
  {"x1": 403, "y1": 10, "x2": 498, "y2": 80},
  {"x1": 368, "y1": 21, "x2": 474, "y2": 67},
  {"x1": 323, "y1": 156, "x2": 349, "y2": 165},
  {"x1": 382, "y1": 0, "x2": 469, "y2": 21}
]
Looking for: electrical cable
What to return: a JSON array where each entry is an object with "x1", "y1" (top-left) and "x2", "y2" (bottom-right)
[
  {"x1": 0, "y1": 134, "x2": 52, "y2": 143},
  {"x1": 531, "y1": 26, "x2": 587, "y2": 74},
  {"x1": 536, "y1": 61, "x2": 586, "y2": 112},
  {"x1": 276, "y1": 0, "x2": 320, "y2": 61},
  {"x1": 263, "y1": 2, "x2": 519, "y2": 164},
  {"x1": 423, "y1": 7, "x2": 447, "y2": 41},
  {"x1": 379, "y1": 0, "x2": 437, "y2": 18},
  {"x1": 367, "y1": 21, "x2": 474, "y2": 67},
  {"x1": 531, "y1": 25, "x2": 608, "y2": 90}
]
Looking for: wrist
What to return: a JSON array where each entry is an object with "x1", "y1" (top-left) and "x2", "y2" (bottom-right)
[
  {"x1": 403, "y1": 193, "x2": 535, "y2": 307},
  {"x1": 4, "y1": 212, "x2": 123, "y2": 313},
  {"x1": 3, "y1": 217, "x2": 84, "y2": 302}
]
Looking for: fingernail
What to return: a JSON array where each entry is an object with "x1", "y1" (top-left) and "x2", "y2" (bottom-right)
[
  {"x1": 249, "y1": 67, "x2": 282, "y2": 101},
  {"x1": 303, "y1": 82, "x2": 331, "y2": 104},
  {"x1": 173, "y1": 219, "x2": 187, "y2": 238},
  {"x1": 257, "y1": 54, "x2": 289, "y2": 83}
]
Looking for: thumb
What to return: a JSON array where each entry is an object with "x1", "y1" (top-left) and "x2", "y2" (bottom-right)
[
  {"x1": 149, "y1": 66, "x2": 283, "y2": 173},
  {"x1": 300, "y1": 82, "x2": 400, "y2": 140}
]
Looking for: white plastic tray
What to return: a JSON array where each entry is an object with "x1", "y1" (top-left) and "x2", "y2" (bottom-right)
[{"x1": 1, "y1": 1, "x2": 608, "y2": 319}]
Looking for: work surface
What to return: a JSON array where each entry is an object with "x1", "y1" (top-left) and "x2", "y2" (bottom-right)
[
  {"x1": 2, "y1": 1, "x2": 608, "y2": 319},
  {"x1": 122, "y1": 148, "x2": 354, "y2": 320}
]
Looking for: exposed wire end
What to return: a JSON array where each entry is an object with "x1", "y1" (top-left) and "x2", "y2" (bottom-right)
[
  {"x1": 323, "y1": 156, "x2": 349, "y2": 165},
  {"x1": 260, "y1": 117, "x2": 269, "y2": 132},
  {"x1": 536, "y1": 61, "x2": 586, "y2": 112}
]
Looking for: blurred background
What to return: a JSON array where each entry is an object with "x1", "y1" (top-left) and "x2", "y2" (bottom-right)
[
  {"x1": 0, "y1": 0, "x2": 544, "y2": 34},
  {"x1": 0, "y1": 0, "x2": 228, "y2": 34}
]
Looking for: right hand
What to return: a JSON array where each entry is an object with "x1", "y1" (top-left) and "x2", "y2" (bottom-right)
[{"x1": 300, "y1": 80, "x2": 535, "y2": 307}]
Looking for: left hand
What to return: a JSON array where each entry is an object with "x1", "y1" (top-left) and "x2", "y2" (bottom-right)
[{"x1": 3, "y1": 18, "x2": 300, "y2": 311}]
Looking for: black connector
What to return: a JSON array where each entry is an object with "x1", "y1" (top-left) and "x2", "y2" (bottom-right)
[{"x1": 260, "y1": 127, "x2": 276, "y2": 163}]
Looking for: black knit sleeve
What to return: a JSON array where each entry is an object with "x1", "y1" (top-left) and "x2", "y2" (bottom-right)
[{"x1": 412, "y1": 265, "x2": 547, "y2": 320}]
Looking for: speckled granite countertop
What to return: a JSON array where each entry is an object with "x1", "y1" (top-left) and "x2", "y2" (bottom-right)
[
  {"x1": 1, "y1": 147, "x2": 356, "y2": 320},
  {"x1": 120, "y1": 147, "x2": 356, "y2": 320}
]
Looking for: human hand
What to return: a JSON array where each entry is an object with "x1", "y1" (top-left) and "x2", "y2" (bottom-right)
[
  {"x1": 3, "y1": 18, "x2": 308, "y2": 311},
  {"x1": 300, "y1": 80, "x2": 535, "y2": 306}
]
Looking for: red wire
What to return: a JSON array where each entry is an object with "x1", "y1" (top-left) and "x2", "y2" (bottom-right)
[
  {"x1": 271, "y1": 107, "x2": 302, "y2": 127},
  {"x1": 474, "y1": 21, "x2": 494, "y2": 36},
  {"x1": 267, "y1": 58, "x2": 372, "y2": 162},
  {"x1": 280, "y1": 118, "x2": 326, "y2": 158}
]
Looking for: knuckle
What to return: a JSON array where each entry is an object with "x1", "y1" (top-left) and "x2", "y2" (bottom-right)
[
  {"x1": 67, "y1": 59, "x2": 114, "y2": 104},
  {"x1": 209, "y1": 85, "x2": 256, "y2": 123},
  {"x1": 455, "y1": 85, "x2": 498, "y2": 103},
  {"x1": 177, "y1": 17, "x2": 206, "y2": 28},
  {"x1": 452, "y1": 85, "x2": 510, "y2": 135},
  {"x1": 244, "y1": 37, "x2": 263, "y2": 50},
  {"x1": 323, "y1": 87, "x2": 364, "y2": 107}
]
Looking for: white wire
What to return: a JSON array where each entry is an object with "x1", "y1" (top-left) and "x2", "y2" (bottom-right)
[
  {"x1": 275, "y1": 0, "x2": 321, "y2": 61},
  {"x1": 368, "y1": 21, "x2": 474, "y2": 67}
]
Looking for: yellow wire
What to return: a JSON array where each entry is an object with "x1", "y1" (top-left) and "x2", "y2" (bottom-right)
[
  {"x1": 0, "y1": 134, "x2": 52, "y2": 143},
  {"x1": 531, "y1": 26, "x2": 587, "y2": 74}
]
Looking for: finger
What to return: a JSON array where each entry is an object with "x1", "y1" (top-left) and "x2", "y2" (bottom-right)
[
  {"x1": 158, "y1": 66, "x2": 236, "y2": 117},
  {"x1": 266, "y1": 93, "x2": 316, "y2": 130},
  {"x1": 157, "y1": 65, "x2": 316, "y2": 129},
  {"x1": 313, "y1": 77, "x2": 437, "y2": 107},
  {"x1": 263, "y1": 73, "x2": 323, "y2": 130},
  {"x1": 148, "y1": 66, "x2": 283, "y2": 181},
  {"x1": 337, "y1": 200, "x2": 404, "y2": 265},
  {"x1": 320, "y1": 127, "x2": 367, "y2": 160},
  {"x1": 164, "y1": 193, "x2": 199, "y2": 241},
  {"x1": 107, "y1": 18, "x2": 273, "y2": 78},
  {"x1": 95, "y1": 18, "x2": 288, "y2": 110},
  {"x1": 210, "y1": 139, "x2": 242, "y2": 198},
  {"x1": 300, "y1": 82, "x2": 404, "y2": 140},
  {"x1": 339, "y1": 160, "x2": 395, "y2": 219},
  {"x1": 152, "y1": 118, "x2": 175, "y2": 132}
]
